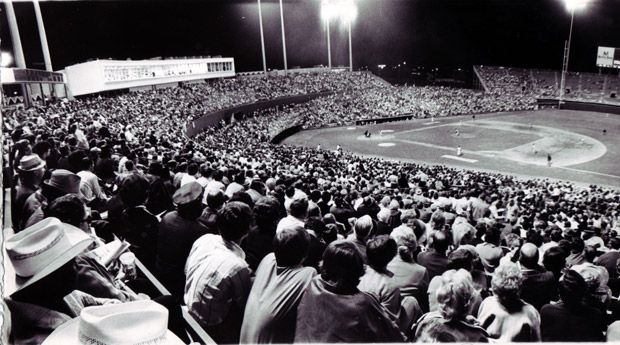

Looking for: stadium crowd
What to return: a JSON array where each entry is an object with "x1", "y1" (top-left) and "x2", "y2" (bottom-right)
[
  {"x1": 477, "y1": 65, "x2": 620, "y2": 105},
  {"x1": 4, "y1": 71, "x2": 620, "y2": 343}
]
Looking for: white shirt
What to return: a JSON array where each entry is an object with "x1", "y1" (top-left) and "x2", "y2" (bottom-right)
[
  {"x1": 276, "y1": 215, "x2": 305, "y2": 233},
  {"x1": 180, "y1": 174, "x2": 197, "y2": 187}
]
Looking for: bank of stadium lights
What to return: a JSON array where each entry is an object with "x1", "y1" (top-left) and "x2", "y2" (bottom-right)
[
  {"x1": 564, "y1": 0, "x2": 589, "y2": 11},
  {"x1": 1, "y1": 52, "x2": 13, "y2": 67},
  {"x1": 558, "y1": 0, "x2": 590, "y2": 107},
  {"x1": 321, "y1": 0, "x2": 357, "y2": 71}
]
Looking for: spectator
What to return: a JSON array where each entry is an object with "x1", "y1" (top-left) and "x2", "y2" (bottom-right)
[
  {"x1": 359, "y1": 235, "x2": 421, "y2": 331},
  {"x1": 240, "y1": 225, "x2": 316, "y2": 343},
  {"x1": 414, "y1": 269, "x2": 488, "y2": 342},
  {"x1": 241, "y1": 196, "x2": 283, "y2": 271},
  {"x1": 184, "y1": 201, "x2": 253, "y2": 344},
  {"x1": 519, "y1": 243, "x2": 558, "y2": 310},
  {"x1": 540, "y1": 269, "x2": 605, "y2": 341},
  {"x1": 294, "y1": 240, "x2": 405, "y2": 343},
  {"x1": 118, "y1": 173, "x2": 159, "y2": 270},
  {"x1": 478, "y1": 262, "x2": 541, "y2": 342},
  {"x1": 77, "y1": 157, "x2": 109, "y2": 211},
  {"x1": 277, "y1": 197, "x2": 308, "y2": 233},
  {"x1": 22, "y1": 169, "x2": 81, "y2": 229},
  {"x1": 387, "y1": 226, "x2": 429, "y2": 306},
  {"x1": 475, "y1": 224, "x2": 504, "y2": 275},
  {"x1": 156, "y1": 182, "x2": 207, "y2": 299},
  {"x1": 595, "y1": 237, "x2": 620, "y2": 279},
  {"x1": 347, "y1": 215, "x2": 375, "y2": 262},
  {"x1": 197, "y1": 189, "x2": 226, "y2": 234},
  {"x1": 417, "y1": 230, "x2": 450, "y2": 279},
  {"x1": 12, "y1": 154, "x2": 46, "y2": 232}
]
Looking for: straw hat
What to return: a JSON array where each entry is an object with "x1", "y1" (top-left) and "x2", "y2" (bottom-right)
[
  {"x1": 42, "y1": 300, "x2": 184, "y2": 345},
  {"x1": 4, "y1": 217, "x2": 93, "y2": 295},
  {"x1": 17, "y1": 154, "x2": 46, "y2": 172}
]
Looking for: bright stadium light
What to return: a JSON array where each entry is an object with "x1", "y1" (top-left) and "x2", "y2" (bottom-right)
[
  {"x1": 565, "y1": 0, "x2": 589, "y2": 11},
  {"x1": 321, "y1": 0, "x2": 335, "y2": 69},
  {"x1": 321, "y1": 0, "x2": 337, "y2": 21},
  {"x1": 558, "y1": 0, "x2": 590, "y2": 107},
  {"x1": 340, "y1": 0, "x2": 358, "y2": 23},
  {"x1": 1, "y1": 51, "x2": 13, "y2": 67}
]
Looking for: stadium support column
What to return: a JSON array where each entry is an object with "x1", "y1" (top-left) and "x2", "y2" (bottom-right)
[
  {"x1": 279, "y1": 0, "x2": 288, "y2": 74},
  {"x1": 258, "y1": 0, "x2": 267, "y2": 74},
  {"x1": 33, "y1": 0, "x2": 53, "y2": 71},
  {"x1": 5, "y1": 0, "x2": 26, "y2": 68}
]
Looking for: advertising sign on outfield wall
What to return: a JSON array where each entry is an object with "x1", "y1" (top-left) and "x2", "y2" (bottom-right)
[{"x1": 596, "y1": 46, "x2": 618, "y2": 68}]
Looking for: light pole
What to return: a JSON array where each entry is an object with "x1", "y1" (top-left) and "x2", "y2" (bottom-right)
[
  {"x1": 257, "y1": 0, "x2": 267, "y2": 73},
  {"x1": 279, "y1": 0, "x2": 288, "y2": 73},
  {"x1": 33, "y1": 0, "x2": 53, "y2": 72},
  {"x1": 559, "y1": 0, "x2": 589, "y2": 108},
  {"x1": 5, "y1": 0, "x2": 26, "y2": 68},
  {"x1": 342, "y1": 1, "x2": 357, "y2": 72},
  {"x1": 348, "y1": 19, "x2": 353, "y2": 72},
  {"x1": 321, "y1": 0, "x2": 335, "y2": 69}
]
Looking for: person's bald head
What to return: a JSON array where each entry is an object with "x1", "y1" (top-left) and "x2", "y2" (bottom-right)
[
  {"x1": 206, "y1": 189, "x2": 226, "y2": 210},
  {"x1": 520, "y1": 243, "x2": 539, "y2": 269}
]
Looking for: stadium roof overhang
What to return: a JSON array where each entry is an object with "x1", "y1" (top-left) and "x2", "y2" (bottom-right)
[{"x1": 0, "y1": 67, "x2": 65, "y2": 85}]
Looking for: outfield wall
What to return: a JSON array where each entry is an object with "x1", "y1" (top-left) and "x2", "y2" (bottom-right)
[
  {"x1": 537, "y1": 98, "x2": 620, "y2": 115},
  {"x1": 185, "y1": 91, "x2": 332, "y2": 137}
]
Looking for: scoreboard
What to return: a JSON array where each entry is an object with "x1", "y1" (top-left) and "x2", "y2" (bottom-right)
[{"x1": 596, "y1": 46, "x2": 620, "y2": 69}]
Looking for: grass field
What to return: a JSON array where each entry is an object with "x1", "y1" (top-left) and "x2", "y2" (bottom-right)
[{"x1": 282, "y1": 109, "x2": 620, "y2": 189}]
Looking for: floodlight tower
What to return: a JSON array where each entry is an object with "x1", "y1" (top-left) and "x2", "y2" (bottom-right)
[
  {"x1": 559, "y1": 0, "x2": 589, "y2": 107},
  {"x1": 321, "y1": 0, "x2": 335, "y2": 69},
  {"x1": 342, "y1": 0, "x2": 357, "y2": 72},
  {"x1": 257, "y1": 0, "x2": 267, "y2": 73},
  {"x1": 5, "y1": 0, "x2": 26, "y2": 68},
  {"x1": 33, "y1": 0, "x2": 53, "y2": 71},
  {"x1": 279, "y1": 0, "x2": 288, "y2": 73}
]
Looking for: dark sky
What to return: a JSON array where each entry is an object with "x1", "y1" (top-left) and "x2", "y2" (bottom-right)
[{"x1": 1, "y1": 0, "x2": 619, "y2": 73}]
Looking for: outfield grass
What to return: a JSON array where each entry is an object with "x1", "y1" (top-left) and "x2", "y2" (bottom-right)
[{"x1": 282, "y1": 109, "x2": 620, "y2": 189}]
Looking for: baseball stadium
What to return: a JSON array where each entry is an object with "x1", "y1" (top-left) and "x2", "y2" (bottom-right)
[{"x1": 2, "y1": 0, "x2": 620, "y2": 344}]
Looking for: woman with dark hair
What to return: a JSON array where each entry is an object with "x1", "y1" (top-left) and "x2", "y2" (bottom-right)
[
  {"x1": 540, "y1": 269, "x2": 605, "y2": 341},
  {"x1": 359, "y1": 235, "x2": 421, "y2": 332},
  {"x1": 294, "y1": 240, "x2": 405, "y2": 343}
]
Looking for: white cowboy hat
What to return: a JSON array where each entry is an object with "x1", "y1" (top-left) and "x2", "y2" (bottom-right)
[
  {"x1": 42, "y1": 300, "x2": 184, "y2": 345},
  {"x1": 4, "y1": 217, "x2": 94, "y2": 295}
]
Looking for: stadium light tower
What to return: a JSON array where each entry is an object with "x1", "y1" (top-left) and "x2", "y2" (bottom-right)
[
  {"x1": 1, "y1": 51, "x2": 13, "y2": 68},
  {"x1": 4, "y1": 0, "x2": 26, "y2": 68},
  {"x1": 257, "y1": 0, "x2": 267, "y2": 73},
  {"x1": 279, "y1": 0, "x2": 288, "y2": 73},
  {"x1": 33, "y1": 0, "x2": 53, "y2": 71},
  {"x1": 341, "y1": 0, "x2": 357, "y2": 72},
  {"x1": 321, "y1": 0, "x2": 336, "y2": 69},
  {"x1": 321, "y1": 0, "x2": 357, "y2": 72},
  {"x1": 559, "y1": 0, "x2": 590, "y2": 107}
]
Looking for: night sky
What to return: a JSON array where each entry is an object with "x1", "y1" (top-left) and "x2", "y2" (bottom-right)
[{"x1": 1, "y1": 0, "x2": 619, "y2": 73}]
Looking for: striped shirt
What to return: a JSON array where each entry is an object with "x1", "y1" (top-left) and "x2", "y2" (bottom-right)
[{"x1": 184, "y1": 234, "x2": 252, "y2": 328}]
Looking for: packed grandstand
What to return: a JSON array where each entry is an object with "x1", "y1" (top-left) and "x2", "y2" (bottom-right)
[{"x1": 5, "y1": 69, "x2": 620, "y2": 344}]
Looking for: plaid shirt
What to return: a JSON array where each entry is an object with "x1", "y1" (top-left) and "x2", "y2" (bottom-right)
[{"x1": 184, "y1": 234, "x2": 252, "y2": 328}]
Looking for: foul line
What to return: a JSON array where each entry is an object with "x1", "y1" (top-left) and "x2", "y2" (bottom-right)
[
  {"x1": 555, "y1": 166, "x2": 620, "y2": 180},
  {"x1": 442, "y1": 155, "x2": 478, "y2": 163},
  {"x1": 396, "y1": 139, "x2": 496, "y2": 158}
]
